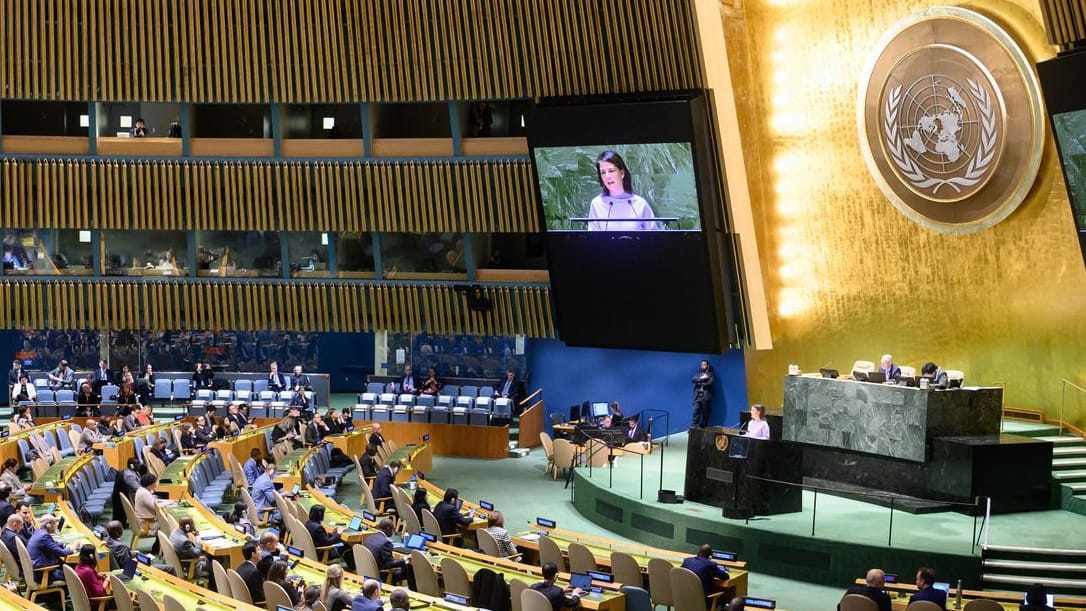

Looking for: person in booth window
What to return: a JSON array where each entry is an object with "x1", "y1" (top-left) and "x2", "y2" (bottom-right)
[
  {"x1": 267, "y1": 361, "x2": 287, "y2": 393},
  {"x1": 290, "y1": 365, "x2": 312, "y2": 392},
  {"x1": 493, "y1": 368, "x2": 523, "y2": 409},
  {"x1": 420, "y1": 367, "x2": 440, "y2": 396},
  {"x1": 586, "y1": 150, "x2": 657, "y2": 231},
  {"x1": 192, "y1": 361, "x2": 215, "y2": 390},
  {"x1": 76, "y1": 382, "x2": 101, "y2": 417},
  {"x1": 91, "y1": 360, "x2": 111, "y2": 393},
  {"x1": 10, "y1": 373, "x2": 35, "y2": 404},
  {"x1": 398, "y1": 365, "x2": 418, "y2": 395},
  {"x1": 130, "y1": 118, "x2": 148, "y2": 137}
]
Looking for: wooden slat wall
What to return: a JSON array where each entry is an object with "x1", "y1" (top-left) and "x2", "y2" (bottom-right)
[
  {"x1": 0, "y1": 280, "x2": 556, "y2": 337},
  {"x1": 1039, "y1": 0, "x2": 1086, "y2": 50},
  {"x1": 0, "y1": 0, "x2": 701, "y2": 102},
  {"x1": 1, "y1": 158, "x2": 536, "y2": 232}
]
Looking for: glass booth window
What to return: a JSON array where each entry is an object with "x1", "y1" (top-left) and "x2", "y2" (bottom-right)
[
  {"x1": 286, "y1": 232, "x2": 331, "y2": 278},
  {"x1": 3, "y1": 230, "x2": 93, "y2": 276},
  {"x1": 101, "y1": 230, "x2": 188, "y2": 276},
  {"x1": 336, "y1": 232, "x2": 376, "y2": 277},
  {"x1": 381, "y1": 232, "x2": 466, "y2": 278},
  {"x1": 195, "y1": 231, "x2": 281, "y2": 278}
]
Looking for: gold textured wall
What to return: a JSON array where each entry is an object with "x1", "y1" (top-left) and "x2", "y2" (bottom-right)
[{"x1": 721, "y1": 0, "x2": 1086, "y2": 428}]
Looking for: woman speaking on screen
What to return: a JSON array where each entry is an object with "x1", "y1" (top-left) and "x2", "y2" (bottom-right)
[{"x1": 587, "y1": 150, "x2": 658, "y2": 231}]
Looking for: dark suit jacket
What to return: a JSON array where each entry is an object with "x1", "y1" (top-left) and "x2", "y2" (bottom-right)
[
  {"x1": 362, "y1": 530, "x2": 406, "y2": 570},
  {"x1": 433, "y1": 501, "x2": 471, "y2": 536},
  {"x1": 268, "y1": 373, "x2": 287, "y2": 393},
  {"x1": 530, "y1": 581, "x2": 580, "y2": 611},
  {"x1": 237, "y1": 560, "x2": 265, "y2": 604},
  {"x1": 692, "y1": 369, "x2": 715, "y2": 401},
  {"x1": 226, "y1": 413, "x2": 248, "y2": 429},
  {"x1": 625, "y1": 423, "x2": 647, "y2": 443},
  {"x1": 305, "y1": 422, "x2": 325, "y2": 445},
  {"x1": 369, "y1": 432, "x2": 385, "y2": 448},
  {"x1": 910, "y1": 586, "x2": 947, "y2": 610},
  {"x1": 1, "y1": 528, "x2": 21, "y2": 575},
  {"x1": 680, "y1": 555, "x2": 729, "y2": 607},
  {"x1": 291, "y1": 374, "x2": 312, "y2": 390},
  {"x1": 306, "y1": 519, "x2": 343, "y2": 549},
  {"x1": 882, "y1": 365, "x2": 902, "y2": 382},
  {"x1": 840, "y1": 585, "x2": 891, "y2": 611},
  {"x1": 371, "y1": 467, "x2": 395, "y2": 500}
]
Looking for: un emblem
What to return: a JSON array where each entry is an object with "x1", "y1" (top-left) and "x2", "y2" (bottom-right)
[{"x1": 858, "y1": 7, "x2": 1044, "y2": 233}]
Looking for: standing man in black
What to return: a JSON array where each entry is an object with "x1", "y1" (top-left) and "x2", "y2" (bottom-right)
[
  {"x1": 91, "y1": 360, "x2": 112, "y2": 395},
  {"x1": 691, "y1": 360, "x2": 715, "y2": 428}
]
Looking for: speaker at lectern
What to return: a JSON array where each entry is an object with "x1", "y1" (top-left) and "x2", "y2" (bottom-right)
[{"x1": 683, "y1": 425, "x2": 803, "y2": 519}]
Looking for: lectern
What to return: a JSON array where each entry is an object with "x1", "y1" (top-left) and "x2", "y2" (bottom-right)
[{"x1": 684, "y1": 426, "x2": 803, "y2": 518}]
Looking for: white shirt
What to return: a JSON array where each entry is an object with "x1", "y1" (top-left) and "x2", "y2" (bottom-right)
[{"x1": 745, "y1": 419, "x2": 770, "y2": 440}]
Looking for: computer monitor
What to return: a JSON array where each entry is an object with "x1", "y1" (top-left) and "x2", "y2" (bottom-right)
[
  {"x1": 933, "y1": 582, "x2": 950, "y2": 594},
  {"x1": 743, "y1": 598, "x2": 776, "y2": 609},
  {"x1": 536, "y1": 517, "x2": 556, "y2": 529},
  {"x1": 443, "y1": 593, "x2": 469, "y2": 606},
  {"x1": 820, "y1": 368, "x2": 839, "y2": 379},
  {"x1": 591, "y1": 402, "x2": 610, "y2": 418},
  {"x1": 362, "y1": 511, "x2": 376, "y2": 522},
  {"x1": 479, "y1": 500, "x2": 494, "y2": 511},
  {"x1": 587, "y1": 570, "x2": 613, "y2": 583},
  {"x1": 405, "y1": 534, "x2": 427, "y2": 550},
  {"x1": 419, "y1": 531, "x2": 437, "y2": 543},
  {"x1": 865, "y1": 371, "x2": 886, "y2": 384},
  {"x1": 711, "y1": 550, "x2": 737, "y2": 561},
  {"x1": 347, "y1": 516, "x2": 363, "y2": 531},
  {"x1": 948, "y1": 377, "x2": 964, "y2": 389}
]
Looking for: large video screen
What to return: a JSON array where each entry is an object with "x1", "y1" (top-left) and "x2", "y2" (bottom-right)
[
  {"x1": 535, "y1": 143, "x2": 701, "y2": 231},
  {"x1": 528, "y1": 95, "x2": 735, "y2": 353},
  {"x1": 1039, "y1": 51, "x2": 1086, "y2": 269}
]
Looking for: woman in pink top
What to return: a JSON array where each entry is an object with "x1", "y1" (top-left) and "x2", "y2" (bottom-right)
[{"x1": 75, "y1": 544, "x2": 113, "y2": 605}]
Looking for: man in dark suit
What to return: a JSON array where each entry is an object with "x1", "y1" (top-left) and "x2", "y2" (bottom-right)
[
  {"x1": 530, "y1": 562, "x2": 582, "y2": 611},
  {"x1": 839, "y1": 568, "x2": 892, "y2": 611},
  {"x1": 27, "y1": 514, "x2": 74, "y2": 582},
  {"x1": 351, "y1": 579, "x2": 385, "y2": 611},
  {"x1": 879, "y1": 354, "x2": 902, "y2": 383},
  {"x1": 368, "y1": 422, "x2": 386, "y2": 448},
  {"x1": 680, "y1": 544, "x2": 730, "y2": 609},
  {"x1": 305, "y1": 412, "x2": 329, "y2": 446},
  {"x1": 432, "y1": 488, "x2": 473, "y2": 537},
  {"x1": 363, "y1": 518, "x2": 409, "y2": 583},
  {"x1": 625, "y1": 415, "x2": 647, "y2": 444},
  {"x1": 191, "y1": 362, "x2": 214, "y2": 390},
  {"x1": 267, "y1": 362, "x2": 287, "y2": 393},
  {"x1": 690, "y1": 360, "x2": 715, "y2": 428},
  {"x1": 236, "y1": 541, "x2": 266, "y2": 605},
  {"x1": 371, "y1": 461, "x2": 402, "y2": 503},
  {"x1": 493, "y1": 369, "x2": 522, "y2": 405},
  {"x1": 1, "y1": 514, "x2": 23, "y2": 573},
  {"x1": 909, "y1": 567, "x2": 947, "y2": 610},
  {"x1": 225, "y1": 403, "x2": 249, "y2": 430},
  {"x1": 290, "y1": 365, "x2": 312, "y2": 392},
  {"x1": 255, "y1": 531, "x2": 284, "y2": 578},
  {"x1": 91, "y1": 360, "x2": 112, "y2": 393}
]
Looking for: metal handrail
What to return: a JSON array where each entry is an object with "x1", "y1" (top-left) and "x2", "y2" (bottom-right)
[
  {"x1": 1059, "y1": 378, "x2": 1086, "y2": 436},
  {"x1": 745, "y1": 474, "x2": 989, "y2": 553}
]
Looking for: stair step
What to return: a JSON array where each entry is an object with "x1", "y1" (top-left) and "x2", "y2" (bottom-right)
[
  {"x1": 1053, "y1": 446, "x2": 1086, "y2": 457},
  {"x1": 985, "y1": 544, "x2": 1086, "y2": 556},
  {"x1": 1067, "y1": 482, "x2": 1086, "y2": 493},
  {"x1": 1036, "y1": 435, "x2": 1086, "y2": 445},
  {"x1": 983, "y1": 559, "x2": 1086, "y2": 572},
  {"x1": 983, "y1": 574, "x2": 1086, "y2": 589},
  {"x1": 1053, "y1": 470, "x2": 1086, "y2": 481},
  {"x1": 1053, "y1": 458, "x2": 1086, "y2": 469}
]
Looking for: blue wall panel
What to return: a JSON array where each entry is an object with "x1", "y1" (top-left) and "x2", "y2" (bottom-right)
[{"x1": 526, "y1": 339, "x2": 747, "y2": 437}]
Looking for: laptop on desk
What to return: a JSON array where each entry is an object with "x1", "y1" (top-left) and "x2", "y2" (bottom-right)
[
  {"x1": 343, "y1": 515, "x2": 366, "y2": 535},
  {"x1": 819, "y1": 368, "x2": 839, "y2": 379},
  {"x1": 119, "y1": 558, "x2": 139, "y2": 581},
  {"x1": 392, "y1": 533, "x2": 427, "y2": 554}
]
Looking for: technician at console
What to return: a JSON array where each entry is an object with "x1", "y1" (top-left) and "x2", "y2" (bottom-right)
[{"x1": 586, "y1": 151, "x2": 657, "y2": 231}]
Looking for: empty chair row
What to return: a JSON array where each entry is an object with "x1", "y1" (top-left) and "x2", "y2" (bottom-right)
[
  {"x1": 351, "y1": 400, "x2": 511, "y2": 425},
  {"x1": 357, "y1": 393, "x2": 510, "y2": 412},
  {"x1": 363, "y1": 382, "x2": 497, "y2": 399}
]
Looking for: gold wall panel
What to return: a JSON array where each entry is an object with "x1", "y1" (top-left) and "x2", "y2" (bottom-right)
[
  {"x1": 0, "y1": 0, "x2": 702, "y2": 102},
  {"x1": 722, "y1": 0, "x2": 1086, "y2": 429},
  {"x1": 0, "y1": 280, "x2": 556, "y2": 338}
]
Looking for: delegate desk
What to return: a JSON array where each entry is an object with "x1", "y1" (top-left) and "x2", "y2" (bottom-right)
[
  {"x1": 782, "y1": 375, "x2": 1002, "y2": 462},
  {"x1": 387, "y1": 443, "x2": 433, "y2": 482},
  {"x1": 420, "y1": 541, "x2": 626, "y2": 611},
  {"x1": 29, "y1": 453, "x2": 94, "y2": 502},
  {"x1": 0, "y1": 421, "x2": 73, "y2": 466},
  {"x1": 162, "y1": 497, "x2": 247, "y2": 566},
  {"x1": 207, "y1": 424, "x2": 275, "y2": 466},
  {"x1": 511, "y1": 526, "x2": 748, "y2": 596},
  {"x1": 156, "y1": 453, "x2": 209, "y2": 499},
  {"x1": 0, "y1": 583, "x2": 49, "y2": 611},
  {"x1": 325, "y1": 424, "x2": 373, "y2": 457},
  {"x1": 94, "y1": 421, "x2": 180, "y2": 467},
  {"x1": 43, "y1": 501, "x2": 111, "y2": 572},
  {"x1": 55, "y1": 498, "x2": 261, "y2": 611},
  {"x1": 274, "y1": 446, "x2": 317, "y2": 490},
  {"x1": 296, "y1": 486, "x2": 380, "y2": 544}
]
